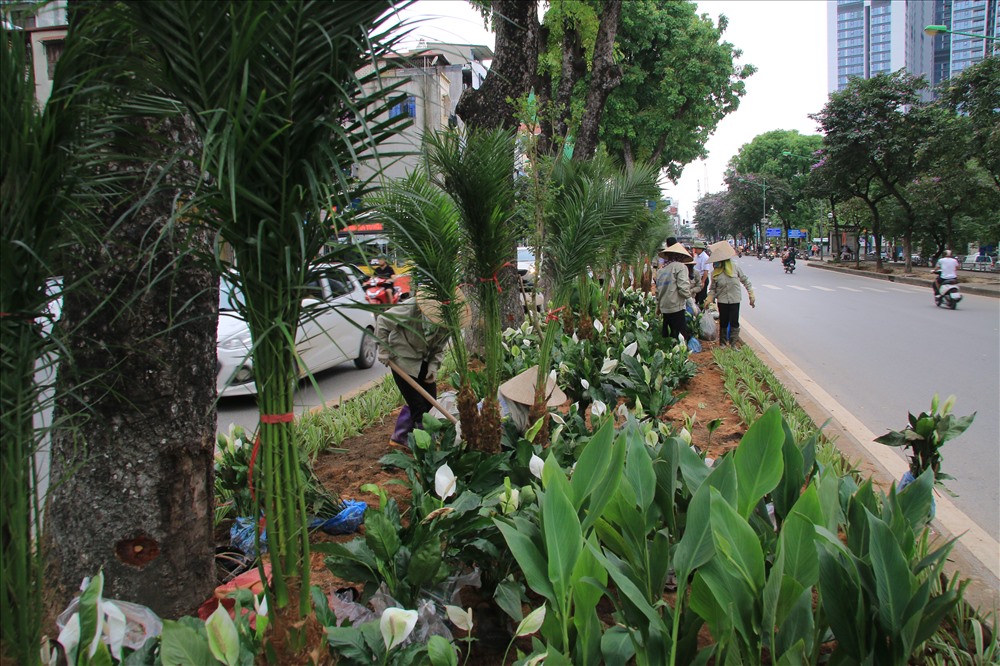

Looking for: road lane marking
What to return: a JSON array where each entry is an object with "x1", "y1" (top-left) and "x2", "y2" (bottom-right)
[
  {"x1": 740, "y1": 319, "x2": 1000, "y2": 581},
  {"x1": 840, "y1": 286, "x2": 864, "y2": 292},
  {"x1": 789, "y1": 285, "x2": 809, "y2": 291},
  {"x1": 889, "y1": 286, "x2": 922, "y2": 293},
  {"x1": 812, "y1": 286, "x2": 835, "y2": 292},
  {"x1": 762, "y1": 284, "x2": 782, "y2": 290},
  {"x1": 863, "y1": 287, "x2": 888, "y2": 292}
]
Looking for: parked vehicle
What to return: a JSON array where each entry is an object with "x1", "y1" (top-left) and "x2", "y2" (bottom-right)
[
  {"x1": 961, "y1": 254, "x2": 996, "y2": 271},
  {"x1": 217, "y1": 263, "x2": 377, "y2": 397},
  {"x1": 932, "y1": 270, "x2": 962, "y2": 310},
  {"x1": 517, "y1": 246, "x2": 539, "y2": 290}
]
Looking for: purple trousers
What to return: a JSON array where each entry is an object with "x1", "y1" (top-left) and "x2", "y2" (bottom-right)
[{"x1": 390, "y1": 370, "x2": 437, "y2": 445}]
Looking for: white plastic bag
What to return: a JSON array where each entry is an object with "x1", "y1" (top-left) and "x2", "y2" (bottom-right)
[{"x1": 700, "y1": 312, "x2": 717, "y2": 341}]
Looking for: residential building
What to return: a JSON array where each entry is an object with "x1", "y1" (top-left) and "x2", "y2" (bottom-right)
[
  {"x1": 2, "y1": 0, "x2": 68, "y2": 107},
  {"x1": 356, "y1": 41, "x2": 493, "y2": 183},
  {"x1": 827, "y1": 0, "x2": 997, "y2": 95}
]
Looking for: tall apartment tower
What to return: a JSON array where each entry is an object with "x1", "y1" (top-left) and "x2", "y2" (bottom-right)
[{"x1": 827, "y1": 0, "x2": 997, "y2": 95}]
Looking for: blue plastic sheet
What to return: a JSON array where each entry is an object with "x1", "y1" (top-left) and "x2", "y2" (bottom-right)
[
  {"x1": 686, "y1": 337, "x2": 702, "y2": 353},
  {"x1": 230, "y1": 516, "x2": 266, "y2": 557},
  {"x1": 308, "y1": 499, "x2": 367, "y2": 535}
]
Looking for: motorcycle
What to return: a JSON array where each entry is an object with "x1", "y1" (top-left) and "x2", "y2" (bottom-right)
[
  {"x1": 364, "y1": 276, "x2": 401, "y2": 305},
  {"x1": 932, "y1": 270, "x2": 962, "y2": 309},
  {"x1": 783, "y1": 260, "x2": 796, "y2": 274}
]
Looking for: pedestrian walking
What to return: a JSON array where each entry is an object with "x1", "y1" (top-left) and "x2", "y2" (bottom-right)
[
  {"x1": 656, "y1": 242, "x2": 693, "y2": 342},
  {"x1": 705, "y1": 241, "x2": 755, "y2": 346}
]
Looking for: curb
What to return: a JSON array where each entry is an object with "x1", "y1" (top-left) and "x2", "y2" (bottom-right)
[{"x1": 806, "y1": 261, "x2": 1000, "y2": 298}]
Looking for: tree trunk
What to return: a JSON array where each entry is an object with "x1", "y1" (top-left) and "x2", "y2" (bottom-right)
[
  {"x1": 572, "y1": 0, "x2": 623, "y2": 160},
  {"x1": 455, "y1": 0, "x2": 540, "y2": 132},
  {"x1": 45, "y1": 113, "x2": 217, "y2": 619}
]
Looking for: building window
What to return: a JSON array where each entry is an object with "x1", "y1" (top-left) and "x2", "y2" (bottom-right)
[
  {"x1": 43, "y1": 40, "x2": 65, "y2": 81},
  {"x1": 388, "y1": 96, "x2": 416, "y2": 119}
]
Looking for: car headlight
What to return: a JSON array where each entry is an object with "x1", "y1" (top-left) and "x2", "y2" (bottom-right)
[{"x1": 219, "y1": 331, "x2": 253, "y2": 350}]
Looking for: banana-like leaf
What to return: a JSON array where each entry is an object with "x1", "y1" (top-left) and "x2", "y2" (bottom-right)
[
  {"x1": 494, "y1": 517, "x2": 555, "y2": 601},
  {"x1": 542, "y1": 455, "x2": 584, "y2": 608},
  {"x1": 733, "y1": 405, "x2": 784, "y2": 519},
  {"x1": 867, "y1": 512, "x2": 914, "y2": 635},
  {"x1": 709, "y1": 489, "x2": 765, "y2": 592}
]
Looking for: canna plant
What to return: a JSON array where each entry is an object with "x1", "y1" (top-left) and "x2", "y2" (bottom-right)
[{"x1": 127, "y1": 0, "x2": 410, "y2": 629}]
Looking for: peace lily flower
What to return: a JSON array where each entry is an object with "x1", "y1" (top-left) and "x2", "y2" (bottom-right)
[
  {"x1": 500, "y1": 486, "x2": 520, "y2": 514},
  {"x1": 445, "y1": 605, "x2": 474, "y2": 632},
  {"x1": 600, "y1": 358, "x2": 618, "y2": 374},
  {"x1": 580, "y1": 378, "x2": 590, "y2": 390},
  {"x1": 572, "y1": 332, "x2": 579, "y2": 343},
  {"x1": 558, "y1": 361, "x2": 569, "y2": 374},
  {"x1": 591, "y1": 400, "x2": 608, "y2": 419},
  {"x1": 380, "y1": 607, "x2": 418, "y2": 651},
  {"x1": 593, "y1": 318, "x2": 604, "y2": 334},
  {"x1": 550, "y1": 412, "x2": 565, "y2": 425},
  {"x1": 515, "y1": 604, "x2": 547, "y2": 637},
  {"x1": 617, "y1": 403, "x2": 629, "y2": 419},
  {"x1": 529, "y1": 454, "x2": 545, "y2": 479},
  {"x1": 679, "y1": 428, "x2": 692, "y2": 445},
  {"x1": 434, "y1": 464, "x2": 457, "y2": 500},
  {"x1": 623, "y1": 341, "x2": 638, "y2": 357},
  {"x1": 57, "y1": 575, "x2": 127, "y2": 661}
]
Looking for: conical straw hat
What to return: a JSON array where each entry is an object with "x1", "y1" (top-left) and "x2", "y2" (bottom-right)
[
  {"x1": 707, "y1": 241, "x2": 736, "y2": 262},
  {"x1": 499, "y1": 365, "x2": 567, "y2": 407}
]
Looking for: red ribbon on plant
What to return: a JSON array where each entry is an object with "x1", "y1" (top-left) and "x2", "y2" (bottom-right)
[
  {"x1": 247, "y1": 412, "x2": 295, "y2": 504},
  {"x1": 477, "y1": 261, "x2": 514, "y2": 294},
  {"x1": 545, "y1": 306, "x2": 566, "y2": 322}
]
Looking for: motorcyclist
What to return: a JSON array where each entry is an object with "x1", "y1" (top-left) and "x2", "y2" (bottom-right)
[
  {"x1": 782, "y1": 246, "x2": 797, "y2": 269},
  {"x1": 934, "y1": 250, "x2": 959, "y2": 295},
  {"x1": 373, "y1": 256, "x2": 395, "y2": 280}
]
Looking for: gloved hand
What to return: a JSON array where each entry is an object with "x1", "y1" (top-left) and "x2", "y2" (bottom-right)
[{"x1": 748, "y1": 291, "x2": 756, "y2": 308}]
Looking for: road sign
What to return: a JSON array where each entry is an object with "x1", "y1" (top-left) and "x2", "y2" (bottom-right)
[
  {"x1": 766, "y1": 227, "x2": 782, "y2": 237},
  {"x1": 788, "y1": 229, "x2": 808, "y2": 239}
]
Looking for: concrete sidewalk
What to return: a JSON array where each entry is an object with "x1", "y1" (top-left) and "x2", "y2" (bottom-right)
[{"x1": 804, "y1": 258, "x2": 1000, "y2": 298}]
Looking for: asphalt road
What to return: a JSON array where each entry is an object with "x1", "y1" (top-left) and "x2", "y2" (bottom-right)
[
  {"x1": 738, "y1": 256, "x2": 1000, "y2": 541},
  {"x1": 216, "y1": 361, "x2": 389, "y2": 435}
]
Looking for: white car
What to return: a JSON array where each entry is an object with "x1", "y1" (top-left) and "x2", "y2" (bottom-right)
[
  {"x1": 217, "y1": 264, "x2": 378, "y2": 397},
  {"x1": 517, "y1": 246, "x2": 538, "y2": 290}
]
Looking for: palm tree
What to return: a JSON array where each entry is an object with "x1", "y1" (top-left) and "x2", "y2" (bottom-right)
[{"x1": 126, "y1": 0, "x2": 409, "y2": 629}]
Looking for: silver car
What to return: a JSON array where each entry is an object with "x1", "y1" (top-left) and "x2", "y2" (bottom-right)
[{"x1": 217, "y1": 264, "x2": 378, "y2": 397}]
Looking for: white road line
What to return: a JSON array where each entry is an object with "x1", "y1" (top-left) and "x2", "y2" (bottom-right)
[
  {"x1": 812, "y1": 286, "x2": 835, "y2": 292},
  {"x1": 889, "y1": 286, "x2": 922, "y2": 293},
  {"x1": 741, "y1": 320, "x2": 1000, "y2": 581},
  {"x1": 863, "y1": 287, "x2": 888, "y2": 292},
  {"x1": 789, "y1": 285, "x2": 810, "y2": 291},
  {"x1": 762, "y1": 284, "x2": 782, "y2": 290},
  {"x1": 840, "y1": 286, "x2": 864, "y2": 293}
]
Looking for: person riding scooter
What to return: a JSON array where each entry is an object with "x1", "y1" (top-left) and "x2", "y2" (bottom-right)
[{"x1": 782, "y1": 247, "x2": 797, "y2": 270}]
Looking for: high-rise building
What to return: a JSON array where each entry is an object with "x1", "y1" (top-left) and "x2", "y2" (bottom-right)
[{"x1": 827, "y1": 0, "x2": 997, "y2": 95}]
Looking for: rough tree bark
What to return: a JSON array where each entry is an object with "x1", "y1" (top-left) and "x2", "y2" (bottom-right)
[
  {"x1": 457, "y1": 0, "x2": 542, "y2": 342},
  {"x1": 572, "y1": 0, "x2": 623, "y2": 160},
  {"x1": 45, "y1": 113, "x2": 217, "y2": 619}
]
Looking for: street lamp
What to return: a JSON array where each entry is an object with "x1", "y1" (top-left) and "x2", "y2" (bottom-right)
[{"x1": 924, "y1": 24, "x2": 1000, "y2": 42}]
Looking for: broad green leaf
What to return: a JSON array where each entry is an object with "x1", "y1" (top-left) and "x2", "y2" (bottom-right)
[
  {"x1": 326, "y1": 624, "x2": 373, "y2": 664},
  {"x1": 773, "y1": 429, "x2": 805, "y2": 523},
  {"x1": 588, "y1": 545, "x2": 670, "y2": 634},
  {"x1": 572, "y1": 537, "x2": 607, "y2": 612},
  {"x1": 775, "y1": 591, "x2": 815, "y2": 659},
  {"x1": 206, "y1": 603, "x2": 241, "y2": 666},
  {"x1": 673, "y1": 482, "x2": 715, "y2": 583},
  {"x1": 817, "y1": 466, "x2": 843, "y2": 533},
  {"x1": 427, "y1": 635, "x2": 458, "y2": 666},
  {"x1": 494, "y1": 518, "x2": 555, "y2": 601},
  {"x1": 734, "y1": 405, "x2": 784, "y2": 518},
  {"x1": 678, "y1": 440, "x2": 710, "y2": 495},
  {"x1": 897, "y1": 469, "x2": 934, "y2": 529},
  {"x1": 494, "y1": 577, "x2": 523, "y2": 622},
  {"x1": 364, "y1": 513, "x2": 401, "y2": 562},
  {"x1": 623, "y1": 427, "x2": 656, "y2": 513},
  {"x1": 709, "y1": 489, "x2": 765, "y2": 591},
  {"x1": 867, "y1": 512, "x2": 914, "y2": 632},
  {"x1": 569, "y1": 418, "x2": 615, "y2": 506},
  {"x1": 600, "y1": 625, "x2": 636, "y2": 666},
  {"x1": 780, "y1": 509, "x2": 819, "y2": 591},
  {"x1": 817, "y1": 549, "x2": 866, "y2": 661},
  {"x1": 542, "y1": 459, "x2": 583, "y2": 606},
  {"x1": 580, "y1": 425, "x2": 627, "y2": 532},
  {"x1": 161, "y1": 619, "x2": 215, "y2": 666},
  {"x1": 405, "y1": 537, "x2": 443, "y2": 588}
]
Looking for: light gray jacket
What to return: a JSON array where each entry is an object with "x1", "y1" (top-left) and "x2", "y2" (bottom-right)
[
  {"x1": 709, "y1": 260, "x2": 753, "y2": 304},
  {"x1": 656, "y1": 261, "x2": 692, "y2": 314},
  {"x1": 375, "y1": 302, "x2": 451, "y2": 381}
]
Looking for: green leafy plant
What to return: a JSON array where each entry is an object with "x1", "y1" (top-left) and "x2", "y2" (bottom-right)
[{"x1": 875, "y1": 394, "x2": 975, "y2": 488}]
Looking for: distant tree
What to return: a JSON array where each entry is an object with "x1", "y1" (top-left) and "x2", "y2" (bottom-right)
[
  {"x1": 939, "y1": 56, "x2": 1000, "y2": 190},
  {"x1": 811, "y1": 71, "x2": 932, "y2": 270},
  {"x1": 694, "y1": 191, "x2": 734, "y2": 240},
  {"x1": 600, "y1": 1, "x2": 754, "y2": 177}
]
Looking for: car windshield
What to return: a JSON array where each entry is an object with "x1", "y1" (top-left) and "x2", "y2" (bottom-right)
[
  {"x1": 517, "y1": 249, "x2": 534, "y2": 263},
  {"x1": 219, "y1": 280, "x2": 245, "y2": 312}
]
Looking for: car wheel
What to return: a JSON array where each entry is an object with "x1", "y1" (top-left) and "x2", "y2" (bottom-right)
[{"x1": 355, "y1": 328, "x2": 377, "y2": 369}]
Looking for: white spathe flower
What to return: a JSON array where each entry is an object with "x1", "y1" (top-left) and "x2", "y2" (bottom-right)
[
  {"x1": 57, "y1": 614, "x2": 81, "y2": 661},
  {"x1": 445, "y1": 605, "x2": 474, "y2": 632},
  {"x1": 380, "y1": 607, "x2": 418, "y2": 651},
  {"x1": 525, "y1": 654, "x2": 548, "y2": 666},
  {"x1": 580, "y1": 378, "x2": 590, "y2": 390},
  {"x1": 254, "y1": 593, "x2": 268, "y2": 617},
  {"x1": 572, "y1": 332, "x2": 579, "y2": 343},
  {"x1": 550, "y1": 412, "x2": 565, "y2": 425},
  {"x1": 559, "y1": 362, "x2": 569, "y2": 374},
  {"x1": 600, "y1": 358, "x2": 618, "y2": 374},
  {"x1": 523, "y1": 338, "x2": 532, "y2": 347},
  {"x1": 623, "y1": 341, "x2": 638, "y2": 357},
  {"x1": 679, "y1": 428, "x2": 692, "y2": 445},
  {"x1": 500, "y1": 487, "x2": 520, "y2": 514},
  {"x1": 102, "y1": 601, "x2": 127, "y2": 660},
  {"x1": 593, "y1": 319, "x2": 604, "y2": 334},
  {"x1": 617, "y1": 403, "x2": 629, "y2": 419},
  {"x1": 434, "y1": 464, "x2": 457, "y2": 500},
  {"x1": 515, "y1": 604, "x2": 547, "y2": 637},
  {"x1": 591, "y1": 400, "x2": 608, "y2": 419},
  {"x1": 529, "y1": 454, "x2": 545, "y2": 479}
]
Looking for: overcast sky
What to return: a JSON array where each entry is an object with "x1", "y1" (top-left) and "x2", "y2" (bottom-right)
[{"x1": 393, "y1": 0, "x2": 831, "y2": 223}]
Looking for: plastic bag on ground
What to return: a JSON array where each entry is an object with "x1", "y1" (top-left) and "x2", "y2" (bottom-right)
[
  {"x1": 686, "y1": 337, "x2": 702, "y2": 353},
  {"x1": 700, "y1": 312, "x2": 717, "y2": 340},
  {"x1": 57, "y1": 597, "x2": 162, "y2": 652},
  {"x1": 308, "y1": 499, "x2": 367, "y2": 535}
]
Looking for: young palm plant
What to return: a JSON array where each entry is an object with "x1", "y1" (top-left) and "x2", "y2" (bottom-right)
[
  {"x1": 423, "y1": 128, "x2": 520, "y2": 453},
  {"x1": 529, "y1": 158, "x2": 659, "y2": 433},
  {"x1": 127, "y1": 0, "x2": 409, "y2": 629}
]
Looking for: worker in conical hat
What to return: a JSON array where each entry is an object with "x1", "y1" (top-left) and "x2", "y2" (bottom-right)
[{"x1": 655, "y1": 242, "x2": 693, "y2": 342}]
